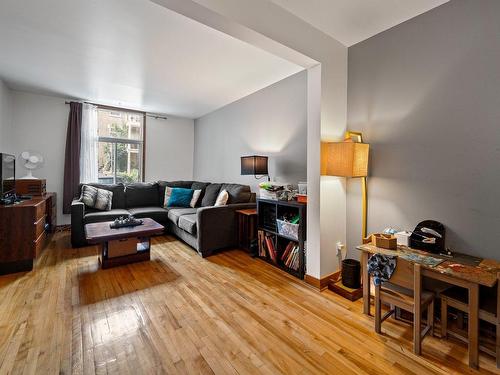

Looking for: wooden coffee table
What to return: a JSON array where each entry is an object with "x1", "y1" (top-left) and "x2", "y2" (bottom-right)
[{"x1": 85, "y1": 218, "x2": 164, "y2": 269}]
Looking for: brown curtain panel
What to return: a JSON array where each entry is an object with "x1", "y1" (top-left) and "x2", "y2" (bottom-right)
[{"x1": 63, "y1": 102, "x2": 83, "y2": 214}]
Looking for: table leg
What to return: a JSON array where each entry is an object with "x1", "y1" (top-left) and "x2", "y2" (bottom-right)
[
  {"x1": 468, "y1": 283, "x2": 479, "y2": 369},
  {"x1": 361, "y1": 251, "x2": 370, "y2": 315}
]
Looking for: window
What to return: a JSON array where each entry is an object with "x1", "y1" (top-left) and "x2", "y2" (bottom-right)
[{"x1": 97, "y1": 107, "x2": 145, "y2": 184}]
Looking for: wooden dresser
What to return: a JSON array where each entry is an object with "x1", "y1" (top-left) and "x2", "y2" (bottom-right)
[{"x1": 0, "y1": 193, "x2": 56, "y2": 274}]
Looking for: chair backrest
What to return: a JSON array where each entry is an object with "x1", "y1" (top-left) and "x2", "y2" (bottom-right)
[{"x1": 387, "y1": 258, "x2": 416, "y2": 290}]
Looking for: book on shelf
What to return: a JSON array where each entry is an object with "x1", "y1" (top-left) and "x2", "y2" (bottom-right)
[
  {"x1": 265, "y1": 235, "x2": 277, "y2": 263},
  {"x1": 281, "y1": 241, "x2": 295, "y2": 261},
  {"x1": 258, "y1": 230, "x2": 278, "y2": 262},
  {"x1": 283, "y1": 244, "x2": 300, "y2": 271}
]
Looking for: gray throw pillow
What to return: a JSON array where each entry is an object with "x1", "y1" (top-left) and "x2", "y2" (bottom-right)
[
  {"x1": 80, "y1": 185, "x2": 113, "y2": 211},
  {"x1": 201, "y1": 183, "x2": 222, "y2": 206}
]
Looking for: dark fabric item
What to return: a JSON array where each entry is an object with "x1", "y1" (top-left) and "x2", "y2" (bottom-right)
[
  {"x1": 178, "y1": 214, "x2": 197, "y2": 235},
  {"x1": 71, "y1": 200, "x2": 86, "y2": 247},
  {"x1": 367, "y1": 254, "x2": 397, "y2": 286},
  {"x1": 167, "y1": 208, "x2": 198, "y2": 225},
  {"x1": 220, "y1": 183, "x2": 252, "y2": 204},
  {"x1": 157, "y1": 180, "x2": 194, "y2": 206},
  {"x1": 63, "y1": 102, "x2": 82, "y2": 214},
  {"x1": 190, "y1": 181, "x2": 210, "y2": 206},
  {"x1": 167, "y1": 188, "x2": 194, "y2": 207},
  {"x1": 128, "y1": 206, "x2": 169, "y2": 223},
  {"x1": 78, "y1": 183, "x2": 125, "y2": 209},
  {"x1": 83, "y1": 209, "x2": 130, "y2": 224},
  {"x1": 201, "y1": 183, "x2": 222, "y2": 207},
  {"x1": 125, "y1": 182, "x2": 159, "y2": 208}
]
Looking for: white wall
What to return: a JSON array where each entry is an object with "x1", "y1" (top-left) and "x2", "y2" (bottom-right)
[
  {"x1": 145, "y1": 115, "x2": 194, "y2": 181},
  {"x1": 0, "y1": 79, "x2": 13, "y2": 154},
  {"x1": 154, "y1": 0, "x2": 348, "y2": 278},
  {"x1": 8, "y1": 90, "x2": 194, "y2": 225},
  {"x1": 194, "y1": 71, "x2": 306, "y2": 191}
]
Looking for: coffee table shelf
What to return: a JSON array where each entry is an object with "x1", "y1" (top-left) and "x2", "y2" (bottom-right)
[{"x1": 85, "y1": 218, "x2": 164, "y2": 269}]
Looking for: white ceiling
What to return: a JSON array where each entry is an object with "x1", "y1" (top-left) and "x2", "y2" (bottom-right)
[
  {"x1": 0, "y1": 0, "x2": 303, "y2": 118},
  {"x1": 270, "y1": 0, "x2": 449, "y2": 46}
]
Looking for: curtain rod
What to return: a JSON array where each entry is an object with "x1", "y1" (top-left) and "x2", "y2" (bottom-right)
[{"x1": 64, "y1": 100, "x2": 168, "y2": 120}]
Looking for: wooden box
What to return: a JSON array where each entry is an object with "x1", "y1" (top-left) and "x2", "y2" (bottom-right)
[
  {"x1": 108, "y1": 237, "x2": 138, "y2": 258},
  {"x1": 374, "y1": 233, "x2": 397, "y2": 250},
  {"x1": 16, "y1": 179, "x2": 46, "y2": 196}
]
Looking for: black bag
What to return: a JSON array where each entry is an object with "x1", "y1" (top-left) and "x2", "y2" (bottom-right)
[{"x1": 409, "y1": 220, "x2": 445, "y2": 254}]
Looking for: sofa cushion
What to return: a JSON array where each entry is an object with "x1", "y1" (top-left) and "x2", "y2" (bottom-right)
[
  {"x1": 78, "y1": 183, "x2": 125, "y2": 209},
  {"x1": 167, "y1": 208, "x2": 198, "y2": 225},
  {"x1": 178, "y1": 214, "x2": 197, "y2": 235},
  {"x1": 201, "y1": 183, "x2": 222, "y2": 206},
  {"x1": 125, "y1": 182, "x2": 159, "y2": 208},
  {"x1": 84, "y1": 209, "x2": 130, "y2": 224},
  {"x1": 220, "y1": 183, "x2": 252, "y2": 204},
  {"x1": 158, "y1": 181, "x2": 194, "y2": 206},
  {"x1": 128, "y1": 207, "x2": 169, "y2": 223}
]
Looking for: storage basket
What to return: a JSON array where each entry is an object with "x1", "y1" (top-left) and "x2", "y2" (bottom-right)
[{"x1": 276, "y1": 219, "x2": 299, "y2": 240}]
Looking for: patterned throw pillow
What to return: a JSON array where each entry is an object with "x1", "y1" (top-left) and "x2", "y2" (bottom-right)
[
  {"x1": 214, "y1": 189, "x2": 229, "y2": 207},
  {"x1": 80, "y1": 185, "x2": 113, "y2": 211}
]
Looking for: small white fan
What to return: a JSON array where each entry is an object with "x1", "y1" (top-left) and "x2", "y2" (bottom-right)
[{"x1": 19, "y1": 151, "x2": 44, "y2": 179}]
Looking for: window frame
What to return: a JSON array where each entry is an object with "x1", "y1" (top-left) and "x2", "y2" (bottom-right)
[{"x1": 96, "y1": 104, "x2": 146, "y2": 184}]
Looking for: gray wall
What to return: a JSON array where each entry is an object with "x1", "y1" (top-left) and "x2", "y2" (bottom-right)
[
  {"x1": 347, "y1": 0, "x2": 500, "y2": 260},
  {"x1": 194, "y1": 70, "x2": 307, "y2": 192},
  {"x1": 0, "y1": 79, "x2": 13, "y2": 154}
]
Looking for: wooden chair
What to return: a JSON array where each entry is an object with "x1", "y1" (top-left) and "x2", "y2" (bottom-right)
[
  {"x1": 374, "y1": 259, "x2": 435, "y2": 355},
  {"x1": 441, "y1": 272, "x2": 500, "y2": 368}
]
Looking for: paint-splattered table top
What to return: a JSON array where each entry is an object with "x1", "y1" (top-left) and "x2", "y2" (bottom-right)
[{"x1": 356, "y1": 243, "x2": 500, "y2": 287}]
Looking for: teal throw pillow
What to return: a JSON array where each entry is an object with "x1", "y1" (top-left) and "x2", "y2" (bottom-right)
[{"x1": 167, "y1": 188, "x2": 194, "y2": 207}]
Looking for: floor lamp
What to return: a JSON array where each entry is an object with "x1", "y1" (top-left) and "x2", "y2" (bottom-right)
[
  {"x1": 321, "y1": 131, "x2": 369, "y2": 299},
  {"x1": 321, "y1": 131, "x2": 370, "y2": 239}
]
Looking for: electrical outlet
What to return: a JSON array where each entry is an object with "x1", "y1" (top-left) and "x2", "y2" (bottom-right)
[{"x1": 336, "y1": 241, "x2": 345, "y2": 254}]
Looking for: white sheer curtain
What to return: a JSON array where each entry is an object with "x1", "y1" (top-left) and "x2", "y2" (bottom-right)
[{"x1": 80, "y1": 103, "x2": 99, "y2": 183}]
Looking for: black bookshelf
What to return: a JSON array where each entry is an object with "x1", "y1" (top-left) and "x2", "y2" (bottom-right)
[{"x1": 257, "y1": 198, "x2": 307, "y2": 279}]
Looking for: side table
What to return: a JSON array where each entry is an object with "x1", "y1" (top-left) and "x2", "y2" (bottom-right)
[{"x1": 235, "y1": 208, "x2": 258, "y2": 253}]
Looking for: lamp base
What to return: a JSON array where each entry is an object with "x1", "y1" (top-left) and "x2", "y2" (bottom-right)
[{"x1": 328, "y1": 278, "x2": 363, "y2": 301}]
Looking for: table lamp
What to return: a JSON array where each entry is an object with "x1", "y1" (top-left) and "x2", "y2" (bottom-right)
[{"x1": 321, "y1": 131, "x2": 370, "y2": 239}]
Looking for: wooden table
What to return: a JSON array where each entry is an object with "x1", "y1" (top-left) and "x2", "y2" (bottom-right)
[
  {"x1": 236, "y1": 208, "x2": 258, "y2": 253},
  {"x1": 85, "y1": 218, "x2": 164, "y2": 269},
  {"x1": 357, "y1": 243, "x2": 500, "y2": 369}
]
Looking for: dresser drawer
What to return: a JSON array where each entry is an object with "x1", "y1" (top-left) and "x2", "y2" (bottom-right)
[
  {"x1": 34, "y1": 215, "x2": 46, "y2": 239},
  {"x1": 34, "y1": 231, "x2": 47, "y2": 258},
  {"x1": 34, "y1": 201, "x2": 46, "y2": 221}
]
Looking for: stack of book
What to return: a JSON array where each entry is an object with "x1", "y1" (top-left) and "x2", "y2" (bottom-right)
[
  {"x1": 281, "y1": 241, "x2": 300, "y2": 270},
  {"x1": 258, "y1": 230, "x2": 278, "y2": 263}
]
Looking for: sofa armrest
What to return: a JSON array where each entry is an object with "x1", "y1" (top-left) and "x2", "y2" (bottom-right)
[
  {"x1": 71, "y1": 199, "x2": 87, "y2": 247},
  {"x1": 196, "y1": 203, "x2": 256, "y2": 256}
]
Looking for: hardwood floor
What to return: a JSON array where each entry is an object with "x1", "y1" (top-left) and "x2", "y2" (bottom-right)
[{"x1": 0, "y1": 232, "x2": 497, "y2": 374}]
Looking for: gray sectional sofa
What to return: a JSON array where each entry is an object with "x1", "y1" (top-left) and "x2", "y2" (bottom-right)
[{"x1": 71, "y1": 181, "x2": 256, "y2": 257}]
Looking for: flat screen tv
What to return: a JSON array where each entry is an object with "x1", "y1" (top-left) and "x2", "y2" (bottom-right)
[{"x1": 1, "y1": 153, "x2": 15, "y2": 198}]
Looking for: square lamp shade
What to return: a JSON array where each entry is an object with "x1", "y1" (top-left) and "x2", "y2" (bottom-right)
[
  {"x1": 321, "y1": 140, "x2": 369, "y2": 177},
  {"x1": 241, "y1": 155, "x2": 269, "y2": 175}
]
